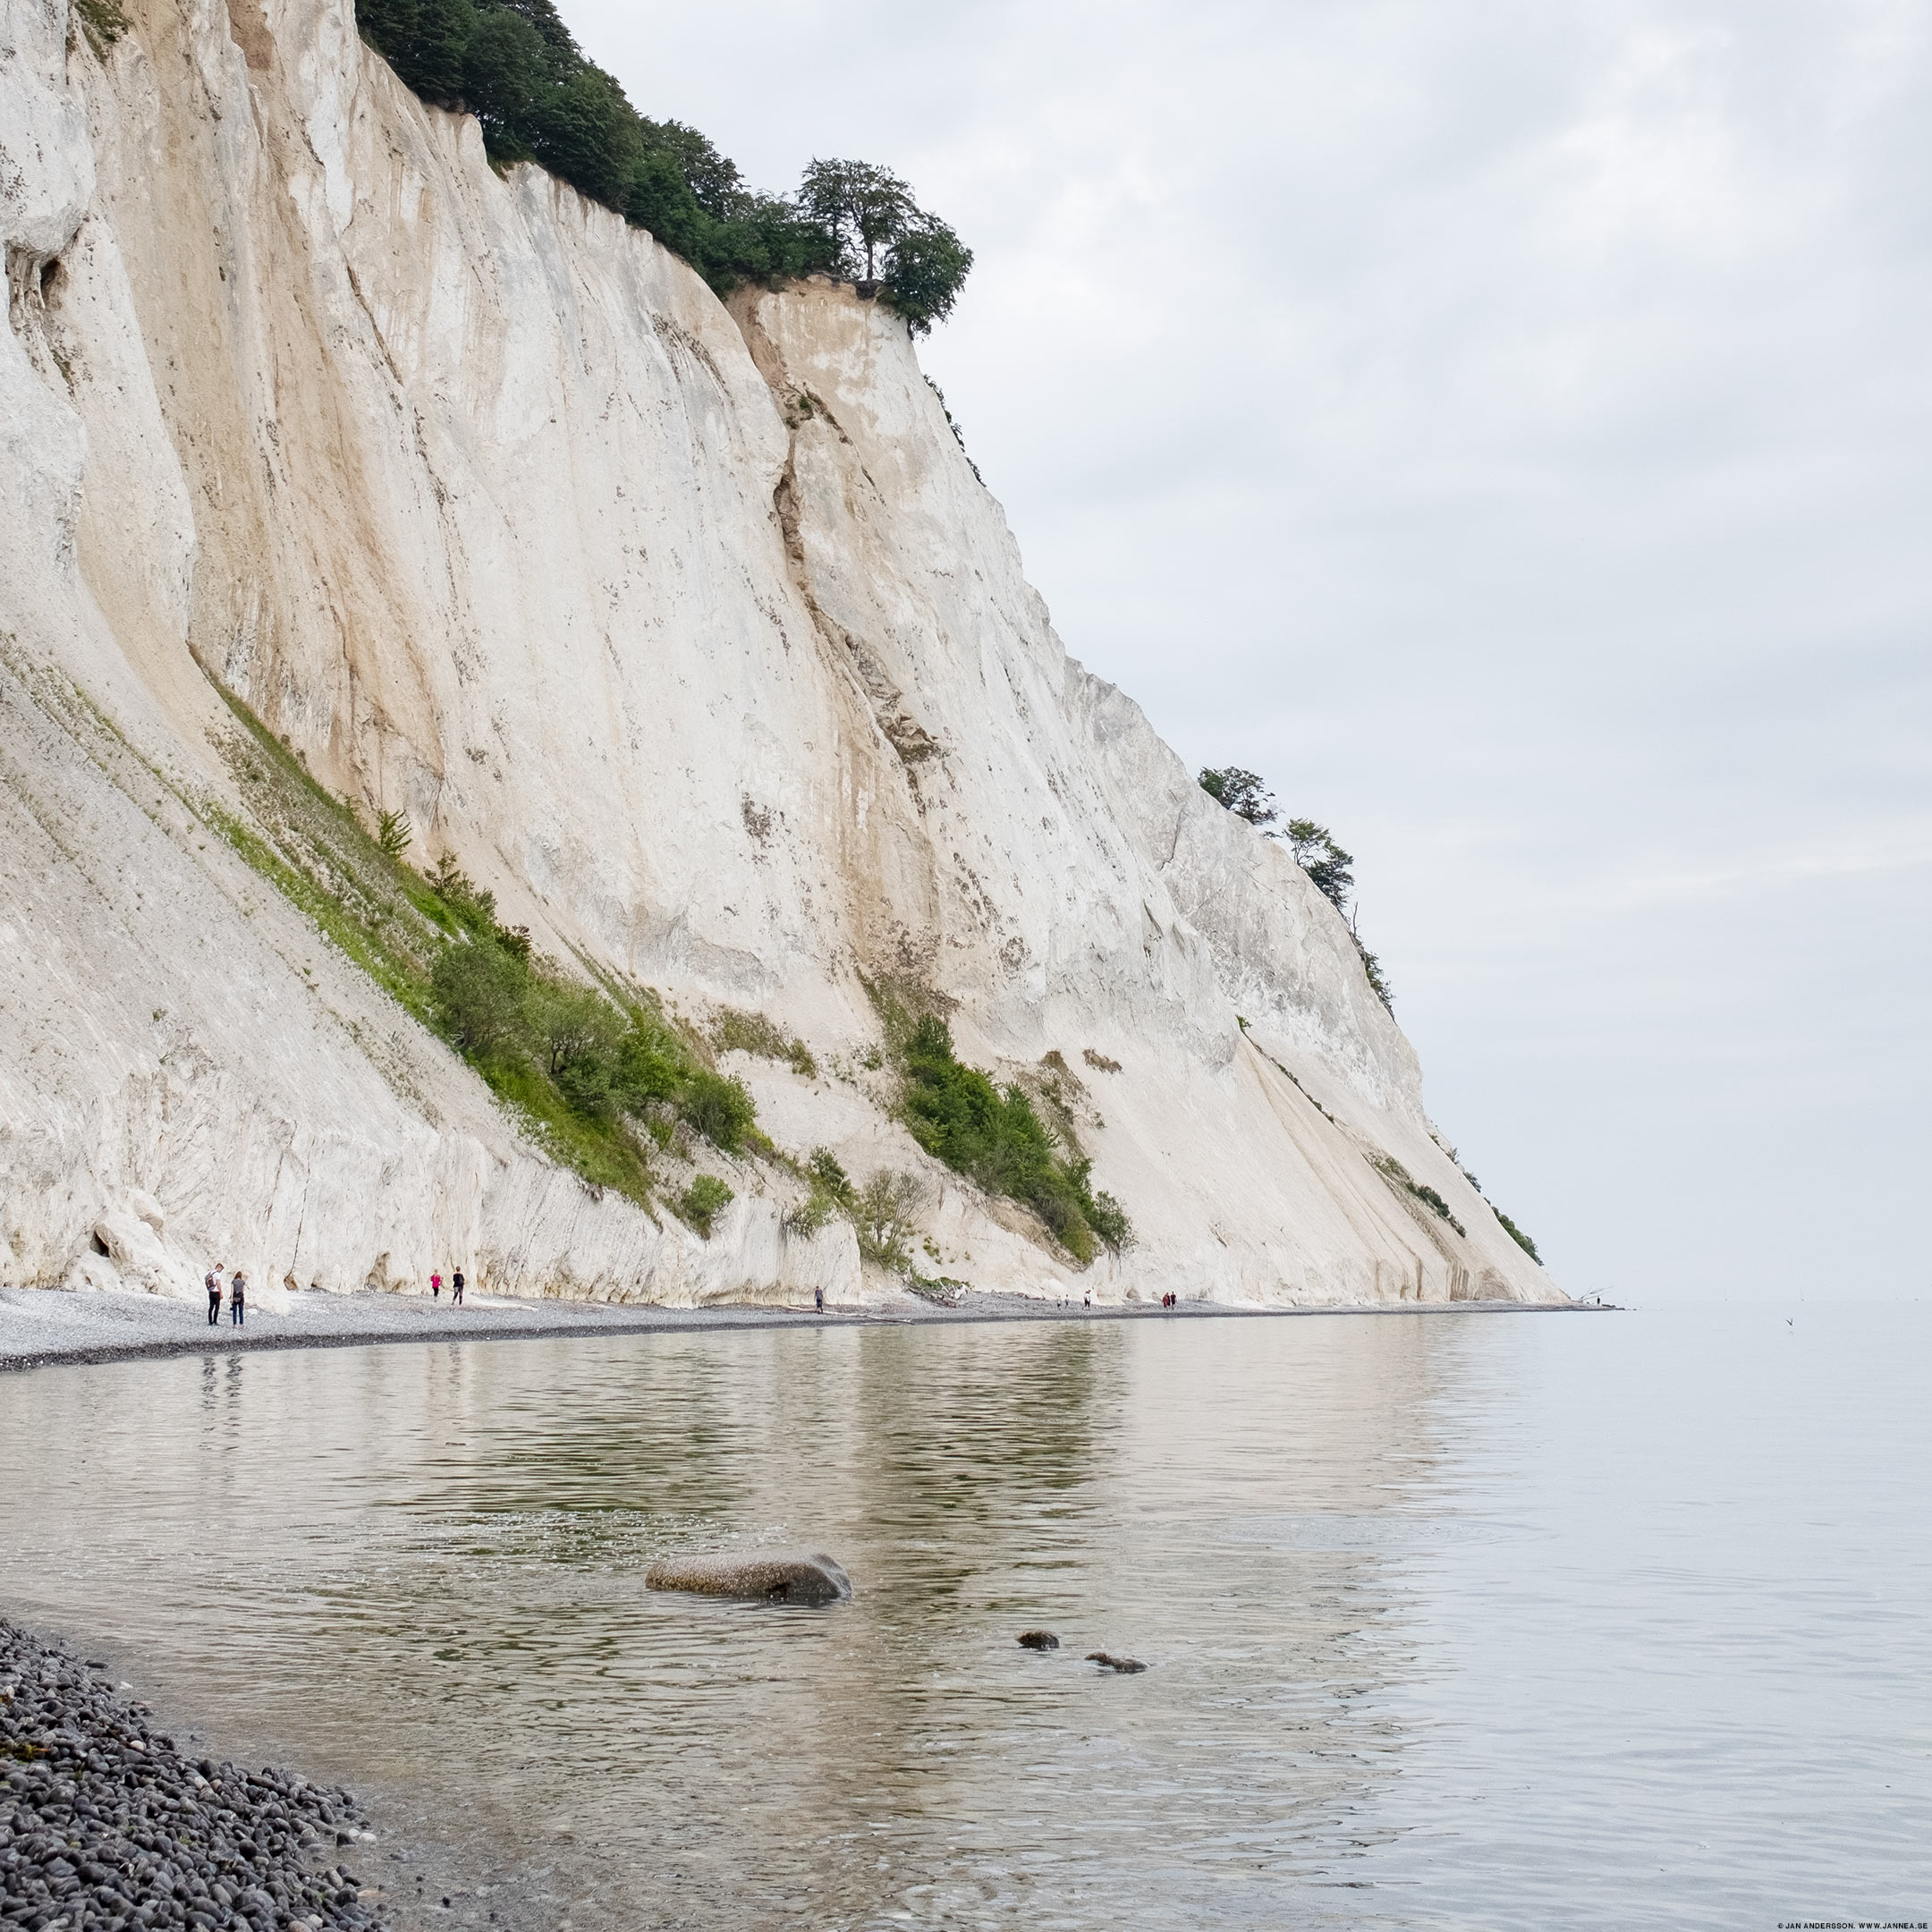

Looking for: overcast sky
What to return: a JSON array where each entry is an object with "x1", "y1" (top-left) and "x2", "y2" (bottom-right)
[{"x1": 574, "y1": 0, "x2": 1931, "y2": 1303}]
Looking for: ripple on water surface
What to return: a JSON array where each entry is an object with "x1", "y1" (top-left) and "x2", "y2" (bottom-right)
[{"x1": 1, "y1": 1305, "x2": 1928, "y2": 1930}]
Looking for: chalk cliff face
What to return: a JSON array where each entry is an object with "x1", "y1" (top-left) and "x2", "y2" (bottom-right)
[{"x1": 0, "y1": 0, "x2": 1561, "y2": 1308}]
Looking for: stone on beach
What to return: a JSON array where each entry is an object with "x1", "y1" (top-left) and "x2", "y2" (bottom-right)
[{"x1": 645, "y1": 1551, "x2": 852, "y2": 1605}]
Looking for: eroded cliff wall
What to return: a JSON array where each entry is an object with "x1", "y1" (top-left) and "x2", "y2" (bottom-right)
[{"x1": 0, "y1": 0, "x2": 1560, "y2": 1307}]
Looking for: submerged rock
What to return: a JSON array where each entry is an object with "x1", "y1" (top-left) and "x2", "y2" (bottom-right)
[
  {"x1": 1016, "y1": 1630, "x2": 1060, "y2": 1650},
  {"x1": 645, "y1": 1551, "x2": 852, "y2": 1606},
  {"x1": 1087, "y1": 1651, "x2": 1148, "y2": 1674}
]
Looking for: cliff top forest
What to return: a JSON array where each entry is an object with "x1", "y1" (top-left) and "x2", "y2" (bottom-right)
[{"x1": 354, "y1": 0, "x2": 973, "y2": 332}]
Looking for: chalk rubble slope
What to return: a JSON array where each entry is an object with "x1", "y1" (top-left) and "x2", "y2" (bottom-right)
[{"x1": 0, "y1": 0, "x2": 1560, "y2": 1309}]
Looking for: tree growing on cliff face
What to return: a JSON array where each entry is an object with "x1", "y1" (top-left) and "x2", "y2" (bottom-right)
[
  {"x1": 880, "y1": 215, "x2": 975, "y2": 334},
  {"x1": 1283, "y1": 818, "x2": 1353, "y2": 914},
  {"x1": 1198, "y1": 767, "x2": 1278, "y2": 830}
]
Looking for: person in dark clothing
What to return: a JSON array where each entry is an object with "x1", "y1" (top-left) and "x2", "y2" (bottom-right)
[
  {"x1": 451, "y1": 1268, "x2": 464, "y2": 1307},
  {"x1": 206, "y1": 1265, "x2": 224, "y2": 1326},
  {"x1": 814, "y1": 1287, "x2": 824, "y2": 1313},
  {"x1": 229, "y1": 1270, "x2": 247, "y2": 1326}
]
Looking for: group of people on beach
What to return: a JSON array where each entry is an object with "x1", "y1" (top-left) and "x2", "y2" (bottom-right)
[{"x1": 199, "y1": 1264, "x2": 470, "y2": 1326}]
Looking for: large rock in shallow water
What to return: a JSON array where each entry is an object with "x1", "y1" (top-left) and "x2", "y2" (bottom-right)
[{"x1": 645, "y1": 1552, "x2": 852, "y2": 1606}]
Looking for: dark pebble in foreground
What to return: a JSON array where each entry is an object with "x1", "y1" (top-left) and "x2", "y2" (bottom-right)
[
  {"x1": 1015, "y1": 1631, "x2": 1059, "y2": 1651},
  {"x1": 2, "y1": 1614, "x2": 388, "y2": 1930},
  {"x1": 1087, "y1": 1652, "x2": 1148, "y2": 1674}
]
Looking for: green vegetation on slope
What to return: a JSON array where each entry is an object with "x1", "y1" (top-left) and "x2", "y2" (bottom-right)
[
  {"x1": 206, "y1": 689, "x2": 756, "y2": 1224},
  {"x1": 353, "y1": 0, "x2": 971, "y2": 331},
  {"x1": 1494, "y1": 1208, "x2": 1541, "y2": 1262},
  {"x1": 1369, "y1": 1153, "x2": 1466, "y2": 1239},
  {"x1": 866, "y1": 985, "x2": 1131, "y2": 1265}
]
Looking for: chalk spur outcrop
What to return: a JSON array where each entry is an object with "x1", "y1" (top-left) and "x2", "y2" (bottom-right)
[
  {"x1": 0, "y1": 0, "x2": 1563, "y2": 1312},
  {"x1": 646, "y1": 1553, "x2": 853, "y2": 1607}
]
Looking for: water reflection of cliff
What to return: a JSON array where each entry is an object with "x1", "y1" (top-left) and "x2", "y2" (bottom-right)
[{"x1": 0, "y1": 1318, "x2": 1465, "y2": 1930}]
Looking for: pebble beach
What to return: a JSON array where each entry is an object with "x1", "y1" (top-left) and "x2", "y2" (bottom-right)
[
  {"x1": 0, "y1": 1284, "x2": 1592, "y2": 1377},
  {"x1": 1, "y1": 1618, "x2": 385, "y2": 1932}
]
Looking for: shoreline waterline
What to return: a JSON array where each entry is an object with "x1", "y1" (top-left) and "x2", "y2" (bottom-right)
[{"x1": 0, "y1": 1284, "x2": 1612, "y2": 1375}]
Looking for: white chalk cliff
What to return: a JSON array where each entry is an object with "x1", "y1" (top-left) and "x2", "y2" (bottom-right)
[{"x1": 0, "y1": 0, "x2": 1561, "y2": 1309}]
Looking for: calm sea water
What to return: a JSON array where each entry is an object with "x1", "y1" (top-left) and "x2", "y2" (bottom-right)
[{"x1": 1, "y1": 1305, "x2": 1926, "y2": 1930}]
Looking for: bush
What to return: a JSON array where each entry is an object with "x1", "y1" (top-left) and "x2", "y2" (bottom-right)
[
  {"x1": 677, "y1": 1174, "x2": 733, "y2": 1237},
  {"x1": 678, "y1": 1070, "x2": 756, "y2": 1153},
  {"x1": 613, "y1": 1024, "x2": 682, "y2": 1109},
  {"x1": 1370, "y1": 1154, "x2": 1466, "y2": 1238},
  {"x1": 1084, "y1": 1189, "x2": 1135, "y2": 1253},
  {"x1": 713, "y1": 1006, "x2": 817, "y2": 1078},
  {"x1": 782, "y1": 1148, "x2": 856, "y2": 1240},
  {"x1": 426, "y1": 852, "x2": 500, "y2": 935},
  {"x1": 554, "y1": 1052, "x2": 615, "y2": 1122},
  {"x1": 529, "y1": 979, "x2": 624, "y2": 1076},
  {"x1": 782, "y1": 1192, "x2": 835, "y2": 1239},
  {"x1": 430, "y1": 938, "x2": 528, "y2": 1055},
  {"x1": 807, "y1": 1148, "x2": 856, "y2": 1207},
  {"x1": 854, "y1": 1171, "x2": 923, "y2": 1273},
  {"x1": 1496, "y1": 1209, "x2": 1541, "y2": 1262}
]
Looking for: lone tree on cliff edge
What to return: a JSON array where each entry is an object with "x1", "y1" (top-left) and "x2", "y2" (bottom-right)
[
  {"x1": 800, "y1": 159, "x2": 914, "y2": 281},
  {"x1": 800, "y1": 158, "x2": 975, "y2": 334}
]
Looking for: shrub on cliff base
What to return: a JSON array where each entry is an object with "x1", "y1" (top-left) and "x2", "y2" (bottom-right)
[
  {"x1": 898, "y1": 1013, "x2": 1131, "y2": 1262},
  {"x1": 853, "y1": 1171, "x2": 923, "y2": 1272}
]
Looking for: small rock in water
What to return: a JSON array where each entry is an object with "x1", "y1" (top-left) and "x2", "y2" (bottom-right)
[
  {"x1": 1016, "y1": 1630, "x2": 1060, "y2": 1650},
  {"x1": 1087, "y1": 1651, "x2": 1148, "y2": 1674},
  {"x1": 645, "y1": 1550, "x2": 852, "y2": 1605}
]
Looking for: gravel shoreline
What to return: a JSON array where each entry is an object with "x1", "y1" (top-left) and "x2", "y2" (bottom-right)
[
  {"x1": 1, "y1": 1618, "x2": 387, "y2": 1932},
  {"x1": 0, "y1": 1285, "x2": 1603, "y2": 1375}
]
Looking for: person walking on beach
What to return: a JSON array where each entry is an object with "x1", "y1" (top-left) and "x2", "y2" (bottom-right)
[
  {"x1": 451, "y1": 1268, "x2": 464, "y2": 1307},
  {"x1": 430, "y1": 1270, "x2": 442, "y2": 1301},
  {"x1": 206, "y1": 1264, "x2": 225, "y2": 1327},
  {"x1": 229, "y1": 1269, "x2": 247, "y2": 1326}
]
